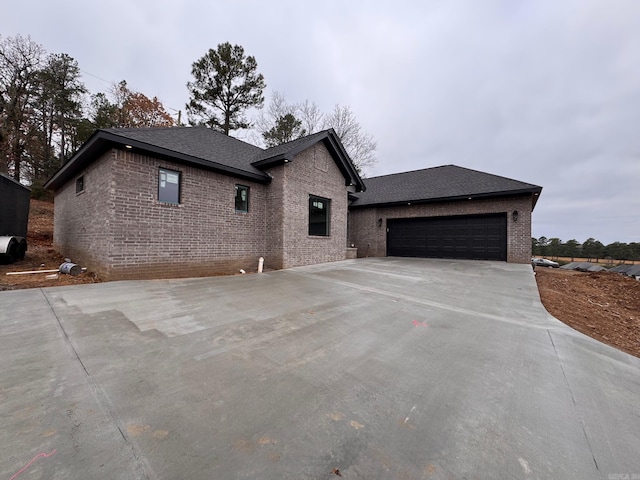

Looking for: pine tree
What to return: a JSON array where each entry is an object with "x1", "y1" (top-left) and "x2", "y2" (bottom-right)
[{"x1": 186, "y1": 43, "x2": 265, "y2": 134}]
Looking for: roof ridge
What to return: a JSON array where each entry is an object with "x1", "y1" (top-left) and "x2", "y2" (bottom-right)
[
  {"x1": 261, "y1": 129, "x2": 331, "y2": 152},
  {"x1": 103, "y1": 126, "x2": 188, "y2": 133},
  {"x1": 366, "y1": 164, "x2": 455, "y2": 180},
  {"x1": 447, "y1": 164, "x2": 539, "y2": 187},
  {"x1": 366, "y1": 164, "x2": 538, "y2": 188},
  {"x1": 104, "y1": 126, "x2": 264, "y2": 151}
]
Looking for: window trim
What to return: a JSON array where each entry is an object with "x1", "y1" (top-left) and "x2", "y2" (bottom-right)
[
  {"x1": 235, "y1": 184, "x2": 249, "y2": 213},
  {"x1": 158, "y1": 167, "x2": 181, "y2": 204},
  {"x1": 308, "y1": 195, "x2": 331, "y2": 237}
]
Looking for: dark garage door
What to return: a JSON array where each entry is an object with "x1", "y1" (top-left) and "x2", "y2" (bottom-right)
[{"x1": 387, "y1": 213, "x2": 507, "y2": 261}]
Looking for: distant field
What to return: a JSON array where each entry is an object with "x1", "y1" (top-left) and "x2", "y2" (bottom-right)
[{"x1": 539, "y1": 256, "x2": 638, "y2": 266}]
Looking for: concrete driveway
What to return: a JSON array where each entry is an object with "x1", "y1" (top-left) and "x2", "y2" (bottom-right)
[{"x1": 1, "y1": 258, "x2": 639, "y2": 479}]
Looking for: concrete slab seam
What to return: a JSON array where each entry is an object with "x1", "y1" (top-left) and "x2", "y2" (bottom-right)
[
  {"x1": 40, "y1": 289, "x2": 156, "y2": 480},
  {"x1": 547, "y1": 329, "x2": 600, "y2": 474}
]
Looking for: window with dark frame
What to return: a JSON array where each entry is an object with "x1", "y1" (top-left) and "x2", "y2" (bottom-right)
[
  {"x1": 158, "y1": 168, "x2": 180, "y2": 204},
  {"x1": 309, "y1": 195, "x2": 330, "y2": 236},
  {"x1": 235, "y1": 185, "x2": 249, "y2": 212},
  {"x1": 75, "y1": 175, "x2": 84, "y2": 194}
]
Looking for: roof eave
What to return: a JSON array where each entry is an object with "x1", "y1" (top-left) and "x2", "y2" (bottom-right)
[
  {"x1": 251, "y1": 153, "x2": 289, "y2": 169},
  {"x1": 44, "y1": 130, "x2": 109, "y2": 190},
  {"x1": 323, "y1": 131, "x2": 366, "y2": 192},
  {"x1": 349, "y1": 188, "x2": 542, "y2": 210},
  {"x1": 45, "y1": 130, "x2": 271, "y2": 190},
  {"x1": 531, "y1": 187, "x2": 542, "y2": 211}
]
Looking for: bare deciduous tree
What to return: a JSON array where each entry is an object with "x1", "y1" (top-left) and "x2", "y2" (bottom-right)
[
  {"x1": 0, "y1": 34, "x2": 45, "y2": 180},
  {"x1": 298, "y1": 99, "x2": 324, "y2": 135},
  {"x1": 256, "y1": 94, "x2": 377, "y2": 175},
  {"x1": 322, "y1": 104, "x2": 377, "y2": 175}
]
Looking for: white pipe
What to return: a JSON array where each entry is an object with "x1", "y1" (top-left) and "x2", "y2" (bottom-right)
[
  {"x1": 6, "y1": 269, "x2": 59, "y2": 275},
  {"x1": 258, "y1": 257, "x2": 264, "y2": 273}
]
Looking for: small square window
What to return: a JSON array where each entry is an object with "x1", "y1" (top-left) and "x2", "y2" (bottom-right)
[
  {"x1": 75, "y1": 175, "x2": 84, "y2": 194},
  {"x1": 309, "y1": 195, "x2": 330, "y2": 236},
  {"x1": 159, "y1": 168, "x2": 180, "y2": 204},
  {"x1": 235, "y1": 185, "x2": 249, "y2": 212}
]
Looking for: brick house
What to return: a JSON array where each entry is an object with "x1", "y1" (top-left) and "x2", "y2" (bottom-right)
[{"x1": 45, "y1": 127, "x2": 541, "y2": 280}]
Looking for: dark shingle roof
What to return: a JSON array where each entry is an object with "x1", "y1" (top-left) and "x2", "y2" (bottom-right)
[
  {"x1": 253, "y1": 130, "x2": 330, "y2": 163},
  {"x1": 45, "y1": 127, "x2": 365, "y2": 191},
  {"x1": 104, "y1": 127, "x2": 268, "y2": 178},
  {"x1": 350, "y1": 165, "x2": 542, "y2": 209}
]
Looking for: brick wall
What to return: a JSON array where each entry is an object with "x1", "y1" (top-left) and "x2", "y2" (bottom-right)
[
  {"x1": 53, "y1": 143, "x2": 353, "y2": 281},
  {"x1": 270, "y1": 142, "x2": 349, "y2": 269},
  {"x1": 348, "y1": 195, "x2": 533, "y2": 263},
  {"x1": 53, "y1": 151, "x2": 115, "y2": 279},
  {"x1": 109, "y1": 149, "x2": 270, "y2": 279},
  {"x1": 55, "y1": 148, "x2": 270, "y2": 280},
  {"x1": 264, "y1": 164, "x2": 285, "y2": 269}
]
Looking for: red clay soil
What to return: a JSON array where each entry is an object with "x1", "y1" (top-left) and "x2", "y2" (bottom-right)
[
  {"x1": 3, "y1": 200, "x2": 639, "y2": 359},
  {"x1": 535, "y1": 267, "x2": 640, "y2": 358},
  {"x1": 0, "y1": 199, "x2": 101, "y2": 290}
]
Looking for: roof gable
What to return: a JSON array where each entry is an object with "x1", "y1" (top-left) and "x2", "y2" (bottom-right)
[
  {"x1": 252, "y1": 130, "x2": 328, "y2": 163},
  {"x1": 350, "y1": 165, "x2": 542, "y2": 209},
  {"x1": 252, "y1": 129, "x2": 365, "y2": 191}
]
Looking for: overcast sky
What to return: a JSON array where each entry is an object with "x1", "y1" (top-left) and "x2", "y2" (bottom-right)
[{"x1": 3, "y1": 0, "x2": 639, "y2": 244}]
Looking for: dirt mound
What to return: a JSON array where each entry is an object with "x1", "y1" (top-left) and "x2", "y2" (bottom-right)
[
  {"x1": 535, "y1": 268, "x2": 640, "y2": 358},
  {"x1": 0, "y1": 199, "x2": 100, "y2": 290},
  {"x1": 26, "y1": 199, "x2": 54, "y2": 245}
]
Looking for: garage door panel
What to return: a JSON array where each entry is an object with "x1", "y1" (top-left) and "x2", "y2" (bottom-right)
[{"x1": 387, "y1": 214, "x2": 507, "y2": 261}]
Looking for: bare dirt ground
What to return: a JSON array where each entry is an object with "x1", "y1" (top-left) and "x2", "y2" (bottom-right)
[
  {"x1": 535, "y1": 267, "x2": 640, "y2": 358},
  {"x1": 0, "y1": 199, "x2": 101, "y2": 290},
  {"x1": 3, "y1": 200, "x2": 639, "y2": 358}
]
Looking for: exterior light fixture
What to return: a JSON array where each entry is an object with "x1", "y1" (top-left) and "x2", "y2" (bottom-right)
[
  {"x1": 378, "y1": 218, "x2": 383, "y2": 227},
  {"x1": 125, "y1": 145, "x2": 133, "y2": 149},
  {"x1": 512, "y1": 210, "x2": 519, "y2": 222}
]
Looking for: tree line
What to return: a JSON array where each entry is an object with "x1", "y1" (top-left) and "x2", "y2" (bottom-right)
[
  {"x1": 0, "y1": 35, "x2": 174, "y2": 188},
  {"x1": 1, "y1": 35, "x2": 376, "y2": 191},
  {"x1": 532, "y1": 237, "x2": 640, "y2": 262}
]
